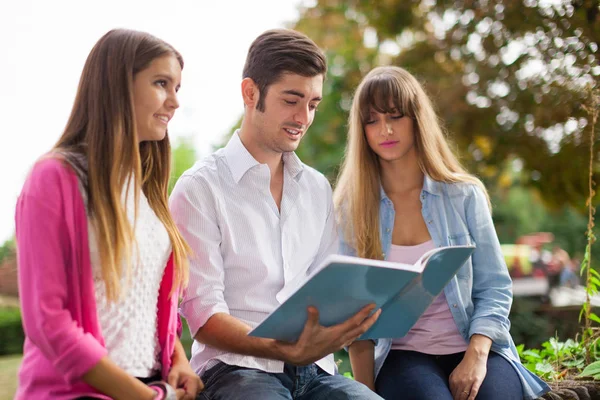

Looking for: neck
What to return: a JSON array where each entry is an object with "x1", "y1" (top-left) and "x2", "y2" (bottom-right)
[
  {"x1": 238, "y1": 122, "x2": 284, "y2": 176},
  {"x1": 379, "y1": 153, "x2": 424, "y2": 195}
]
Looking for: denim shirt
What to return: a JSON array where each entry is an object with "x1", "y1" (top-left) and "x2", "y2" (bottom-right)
[{"x1": 339, "y1": 176, "x2": 550, "y2": 400}]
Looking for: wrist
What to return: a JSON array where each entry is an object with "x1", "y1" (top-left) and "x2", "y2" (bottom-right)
[
  {"x1": 148, "y1": 382, "x2": 177, "y2": 400},
  {"x1": 271, "y1": 339, "x2": 296, "y2": 364},
  {"x1": 467, "y1": 334, "x2": 492, "y2": 358}
]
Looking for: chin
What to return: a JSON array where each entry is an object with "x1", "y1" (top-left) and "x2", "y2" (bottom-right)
[{"x1": 283, "y1": 143, "x2": 300, "y2": 152}]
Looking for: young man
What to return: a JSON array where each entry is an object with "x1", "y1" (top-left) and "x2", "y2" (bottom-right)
[{"x1": 170, "y1": 29, "x2": 382, "y2": 399}]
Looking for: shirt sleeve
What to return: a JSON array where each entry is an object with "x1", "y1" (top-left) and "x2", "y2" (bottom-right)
[
  {"x1": 15, "y1": 162, "x2": 107, "y2": 384},
  {"x1": 170, "y1": 174, "x2": 230, "y2": 338},
  {"x1": 466, "y1": 185, "x2": 513, "y2": 347}
]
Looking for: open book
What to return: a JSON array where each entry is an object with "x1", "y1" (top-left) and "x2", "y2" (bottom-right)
[{"x1": 249, "y1": 245, "x2": 475, "y2": 342}]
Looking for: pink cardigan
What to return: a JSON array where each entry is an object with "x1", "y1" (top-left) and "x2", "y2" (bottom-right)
[{"x1": 15, "y1": 157, "x2": 180, "y2": 400}]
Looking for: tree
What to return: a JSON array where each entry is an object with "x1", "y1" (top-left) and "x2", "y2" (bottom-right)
[
  {"x1": 290, "y1": 0, "x2": 599, "y2": 208},
  {"x1": 168, "y1": 137, "x2": 198, "y2": 195},
  {"x1": 0, "y1": 238, "x2": 15, "y2": 265}
]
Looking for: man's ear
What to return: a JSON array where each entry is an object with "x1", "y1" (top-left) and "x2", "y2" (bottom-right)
[{"x1": 241, "y1": 78, "x2": 260, "y2": 109}]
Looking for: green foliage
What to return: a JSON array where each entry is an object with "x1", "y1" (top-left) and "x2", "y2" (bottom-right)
[
  {"x1": 0, "y1": 308, "x2": 24, "y2": 356},
  {"x1": 290, "y1": 0, "x2": 600, "y2": 207},
  {"x1": 580, "y1": 90, "x2": 600, "y2": 358},
  {"x1": 517, "y1": 337, "x2": 590, "y2": 381},
  {"x1": 180, "y1": 318, "x2": 194, "y2": 360},
  {"x1": 168, "y1": 136, "x2": 198, "y2": 195},
  {"x1": 0, "y1": 238, "x2": 15, "y2": 265},
  {"x1": 579, "y1": 360, "x2": 600, "y2": 380}
]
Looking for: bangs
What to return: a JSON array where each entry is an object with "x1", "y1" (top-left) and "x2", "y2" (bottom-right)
[{"x1": 358, "y1": 72, "x2": 413, "y2": 123}]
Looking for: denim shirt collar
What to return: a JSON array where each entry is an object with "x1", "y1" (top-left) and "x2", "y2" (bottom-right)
[{"x1": 379, "y1": 174, "x2": 441, "y2": 203}]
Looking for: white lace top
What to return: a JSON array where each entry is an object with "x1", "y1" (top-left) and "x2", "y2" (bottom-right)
[{"x1": 88, "y1": 188, "x2": 171, "y2": 377}]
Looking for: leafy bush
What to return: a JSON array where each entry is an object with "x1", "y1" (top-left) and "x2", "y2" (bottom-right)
[
  {"x1": 518, "y1": 335, "x2": 600, "y2": 381},
  {"x1": 579, "y1": 360, "x2": 600, "y2": 380},
  {"x1": 0, "y1": 307, "x2": 24, "y2": 355}
]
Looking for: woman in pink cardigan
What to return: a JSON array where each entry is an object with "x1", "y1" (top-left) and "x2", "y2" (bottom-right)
[{"x1": 15, "y1": 29, "x2": 202, "y2": 400}]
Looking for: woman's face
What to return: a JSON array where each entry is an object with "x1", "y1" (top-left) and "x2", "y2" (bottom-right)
[
  {"x1": 363, "y1": 106, "x2": 416, "y2": 163},
  {"x1": 132, "y1": 54, "x2": 182, "y2": 142}
]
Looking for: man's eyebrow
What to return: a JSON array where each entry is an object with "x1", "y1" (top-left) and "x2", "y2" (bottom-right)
[
  {"x1": 282, "y1": 90, "x2": 322, "y2": 102},
  {"x1": 282, "y1": 89, "x2": 305, "y2": 98}
]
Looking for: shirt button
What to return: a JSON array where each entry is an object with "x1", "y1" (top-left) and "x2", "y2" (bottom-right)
[
  {"x1": 453, "y1": 304, "x2": 458, "y2": 308},
  {"x1": 386, "y1": 228, "x2": 391, "y2": 233},
  {"x1": 382, "y1": 253, "x2": 386, "y2": 258}
]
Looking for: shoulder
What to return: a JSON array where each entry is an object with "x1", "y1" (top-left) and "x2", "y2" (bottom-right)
[
  {"x1": 435, "y1": 179, "x2": 485, "y2": 202},
  {"x1": 300, "y1": 163, "x2": 332, "y2": 191},
  {"x1": 176, "y1": 151, "x2": 224, "y2": 187},
  {"x1": 21, "y1": 154, "x2": 78, "y2": 198},
  {"x1": 170, "y1": 151, "x2": 229, "y2": 206}
]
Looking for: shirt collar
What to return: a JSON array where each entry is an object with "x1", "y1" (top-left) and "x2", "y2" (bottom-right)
[
  {"x1": 282, "y1": 151, "x2": 304, "y2": 180},
  {"x1": 422, "y1": 174, "x2": 442, "y2": 196},
  {"x1": 224, "y1": 130, "x2": 304, "y2": 183},
  {"x1": 379, "y1": 174, "x2": 441, "y2": 203}
]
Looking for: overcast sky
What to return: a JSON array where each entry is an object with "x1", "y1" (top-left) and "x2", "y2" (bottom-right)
[{"x1": 0, "y1": 0, "x2": 305, "y2": 243}]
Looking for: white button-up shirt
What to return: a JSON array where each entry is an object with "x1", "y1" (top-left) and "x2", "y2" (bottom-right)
[{"x1": 170, "y1": 131, "x2": 337, "y2": 376}]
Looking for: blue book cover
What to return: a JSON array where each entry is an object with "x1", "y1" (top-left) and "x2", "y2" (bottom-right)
[{"x1": 249, "y1": 245, "x2": 475, "y2": 342}]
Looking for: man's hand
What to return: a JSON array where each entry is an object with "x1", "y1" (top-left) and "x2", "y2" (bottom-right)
[{"x1": 276, "y1": 304, "x2": 381, "y2": 366}]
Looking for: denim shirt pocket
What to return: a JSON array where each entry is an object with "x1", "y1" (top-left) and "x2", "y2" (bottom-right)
[
  {"x1": 447, "y1": 232, "x2": 474, "y2": 280},
  {"x1": 447, "y1": 231, "x2": 473, "y2": 246}
]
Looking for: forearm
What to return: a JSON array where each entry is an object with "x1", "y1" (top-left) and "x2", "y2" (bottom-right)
[
  {"x1": 194, "y1": 313, "x2": 294, "y2": 363},
  {"x1": 348, "y1": 340, "x2": 375, "y2": 390},
  {"x1": 171, "y1": 336, "x2": 188, "y2": 366},
  {"x1": 82, "y1": 357, "x2": 157, "y2": 400}
]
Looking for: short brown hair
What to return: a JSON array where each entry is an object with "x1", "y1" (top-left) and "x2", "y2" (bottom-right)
[{"x1": 243, "y1": 29, "x2": 327, "y2": 111}]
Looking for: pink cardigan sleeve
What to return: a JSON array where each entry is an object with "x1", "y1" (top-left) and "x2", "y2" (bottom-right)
[{"x1": 16, "y1": 159, "x2": 107, "y2": 384}]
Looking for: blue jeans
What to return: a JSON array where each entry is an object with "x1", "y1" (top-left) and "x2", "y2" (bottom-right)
[
  {"x1": 198, "y1": 361, "x2": 383, "y2": 400},
  {"x1": 376, "y1": 350, "x2": 523, "y2": 400}
]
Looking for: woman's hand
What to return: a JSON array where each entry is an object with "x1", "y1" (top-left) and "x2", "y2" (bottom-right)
[
  {"x1": 449, "y1": 334, "x2": 492, "y2": 400},
  {"x1": 167, "y1": 358, "x2": 204, "y2": 400},
  {"x1": 168, "y1": 337, "x2": 204, "y2": 400}
]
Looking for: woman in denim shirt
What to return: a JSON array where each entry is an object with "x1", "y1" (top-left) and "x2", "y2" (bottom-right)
[{"x1": 333, "y1": 66, "x2": 549, "y2": 400}]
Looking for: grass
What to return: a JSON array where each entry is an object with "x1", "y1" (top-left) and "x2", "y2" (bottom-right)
[{"x1": 0, "y1": 354, "x2": 21, "y2": 400}]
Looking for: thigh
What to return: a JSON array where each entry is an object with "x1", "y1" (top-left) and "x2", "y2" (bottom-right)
[
  {"x1": 198, "y1": 362, "x2": 292, "y2": 400},
  {"x1": 299, "y1": 371, "x2": 383, "y2": 400},
  {"x1": 476, "y1": 352, "x2": 523, "y2": 400},
  {"x1": 375, "y1": 350, "x2": 453, "y2": 400}
]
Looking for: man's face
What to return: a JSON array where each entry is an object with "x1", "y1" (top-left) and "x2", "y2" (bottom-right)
[{"x1": 250, "y1": 72, "x2": 323, "y2": 155}]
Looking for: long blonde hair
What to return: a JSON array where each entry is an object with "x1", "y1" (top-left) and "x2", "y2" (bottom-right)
[
  {"x1": 333, "y1": 66, "x2": 490, "y2": 260},
  {"x1": 54, "y1": 29, "x2": 190, "y2": 301}
]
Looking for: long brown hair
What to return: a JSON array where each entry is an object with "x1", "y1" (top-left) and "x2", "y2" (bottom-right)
[
  {"x1": 334, "y1": 66, "x2": 490, "y2": 260},
  {"x1": 54, "y1": 28, "x2": 190, "y2": 301}
]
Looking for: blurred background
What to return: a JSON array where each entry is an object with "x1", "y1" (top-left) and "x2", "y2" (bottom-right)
[{"x1": 1, "y1": 0, "x2": 599, "y2": 398}]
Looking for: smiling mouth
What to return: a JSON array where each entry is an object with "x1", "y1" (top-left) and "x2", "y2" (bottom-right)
[
  {"x1": 284, "y1": 127, "x2": 303, "y2": 136},
  {"x1": 155, "y1": 114, "x2": 170, "y2": 124}
]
